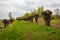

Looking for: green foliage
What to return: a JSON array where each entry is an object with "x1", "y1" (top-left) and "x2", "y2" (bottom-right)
[
  {"x1": 30, "y1": 9, "x2": 36, "y2": 16},
  {"x1": 42, "y1": 10, "x2": 52, "y2": 26},
  {"x1": 18, "y1": 6, "x2": 44, "y2": 19},
  {"x1": 51, "y1": 15, "x2": 56, "y2": 20},
  {"x1": 37, "y1": 7, "x2": 41, "y2": 14},
  {"x1": 8, "y1": 12, "x2": 15, "y2": 21},
  {"x1": 51, "y1": 19, "x2": 60, "y2": 23},
  {"x1": 0, "y1": 20, "x2": 3, "y2": 26},
  {"x1": 9, "y1": 12, "x2": 12, "y2": 19},
  {"x1": 0, "y1": 20, "x2": 60, "y2": 40},
  {"x1": 36, "y1": 6, "x2": 44, "y2": 17},
  {"x1": 16, "y1": 17, "x2": 22, "y2": 20},
  {"x1": 40, "y1": 6, "x2": 44, "y2": 12},
  {"x1": 23, "y1": 12, "x2": 30, "y2": 18}
]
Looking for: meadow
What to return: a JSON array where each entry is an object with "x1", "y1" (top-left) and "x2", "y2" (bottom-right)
[
  {"x1": 0, "y1": 20, "x2": 3, "y2": 27},
  {"x1": 0, "y1": 20, "x2": 60, "y2": 40}
]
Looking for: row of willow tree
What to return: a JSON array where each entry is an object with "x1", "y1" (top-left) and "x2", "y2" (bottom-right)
[
  {"x1": 16, "y1": 6, "x2": 52, "y2": 26},
  {"x1": 16, "y1": 6, "x2": 44, "y2": 23}
]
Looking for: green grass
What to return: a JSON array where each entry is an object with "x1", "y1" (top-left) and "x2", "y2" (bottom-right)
[
  {"x1": 51, "y1": 19, "x2": 60, "y2": 23},
  {"x1": 0, "y1": 20, "x2": 60, "y2": 40},
  {"x1": 0, "y1": 20, "x2": 3, "y2": 26}
]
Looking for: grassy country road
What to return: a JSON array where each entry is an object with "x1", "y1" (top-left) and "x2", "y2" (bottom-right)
[{"x1": 0, "y1": 20, "x2": 60, "y2": 40}]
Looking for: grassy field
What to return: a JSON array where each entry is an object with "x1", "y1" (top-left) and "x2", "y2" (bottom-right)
[
  {"x1": 33, "y1": 17, "x2": 60, "y2": 27},
  {"x1": 51, "y1": 19, "x2": 60, "y2": 28},
  {"x1": 0, "y1": 20, "x2": 3, "y2": 27},
  {"x1": 0, "y1": 20, "x2": 60, "y2": 40}
]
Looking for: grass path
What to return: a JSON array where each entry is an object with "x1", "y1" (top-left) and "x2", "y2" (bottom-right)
[{"x1": 0, "y1": 20, "x2": 60, "y2": 40}]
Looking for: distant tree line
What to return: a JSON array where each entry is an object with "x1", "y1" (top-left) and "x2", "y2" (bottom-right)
[
  {"x1": 16, "y1": 6, "x2": 52, "y2": 26},
  {"x1": 3, "y1": 12, "x2": 14, "y2": 28},
  {"x1": 2, "y1": 7, "x2": 60, "y2": 28},
  {"x1": 2, "y1": 6, "x2": 60, "y2": 28},
  {"x1": 16, "y1": 6, "x2": 44, "y2": 23}
]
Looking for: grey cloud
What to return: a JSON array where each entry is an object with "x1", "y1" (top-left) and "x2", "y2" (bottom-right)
[
  {"x1": 0, "y1": 3, "x2": 10, "y2": 13},
  {"x1": 13, "y1": 4, "x2": 34, "y2": 11},
  {"x1": 0, "y1": 3, "x2": 9, "y2": 7},
  {"x1": 25, "y1": 1, "x2": 35, "y2": 5},
  {"x1": 12, "y1": 12, "x2": 24, "y2": 18},
  {"x1": 0, "y1": 0, "x2": 9, "y2": 2},
  {"x1": 19, "y1": 5, "x2": 34, "y2": 11},
  {"x1": 45, "y1": 3, "x2": 60, "y2": 9},
  {"x1": 0, "y1": 12, "x2": 9, "y2": 19},
  {"x1": 51, "y1": 3, "x2": 60, "y2": 7},
  {"x1": 0, "y1": 0, "x2": 60, "y2": 19}
]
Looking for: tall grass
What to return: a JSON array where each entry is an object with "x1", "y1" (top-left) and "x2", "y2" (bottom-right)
[{"x1": 0, "y1": 20, "x2": 60, "y2": 40}]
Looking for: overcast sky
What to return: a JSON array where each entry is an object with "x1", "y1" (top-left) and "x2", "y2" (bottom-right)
[{"x1": 0, "y1": 0, "x2": 60, "y2": 19}]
